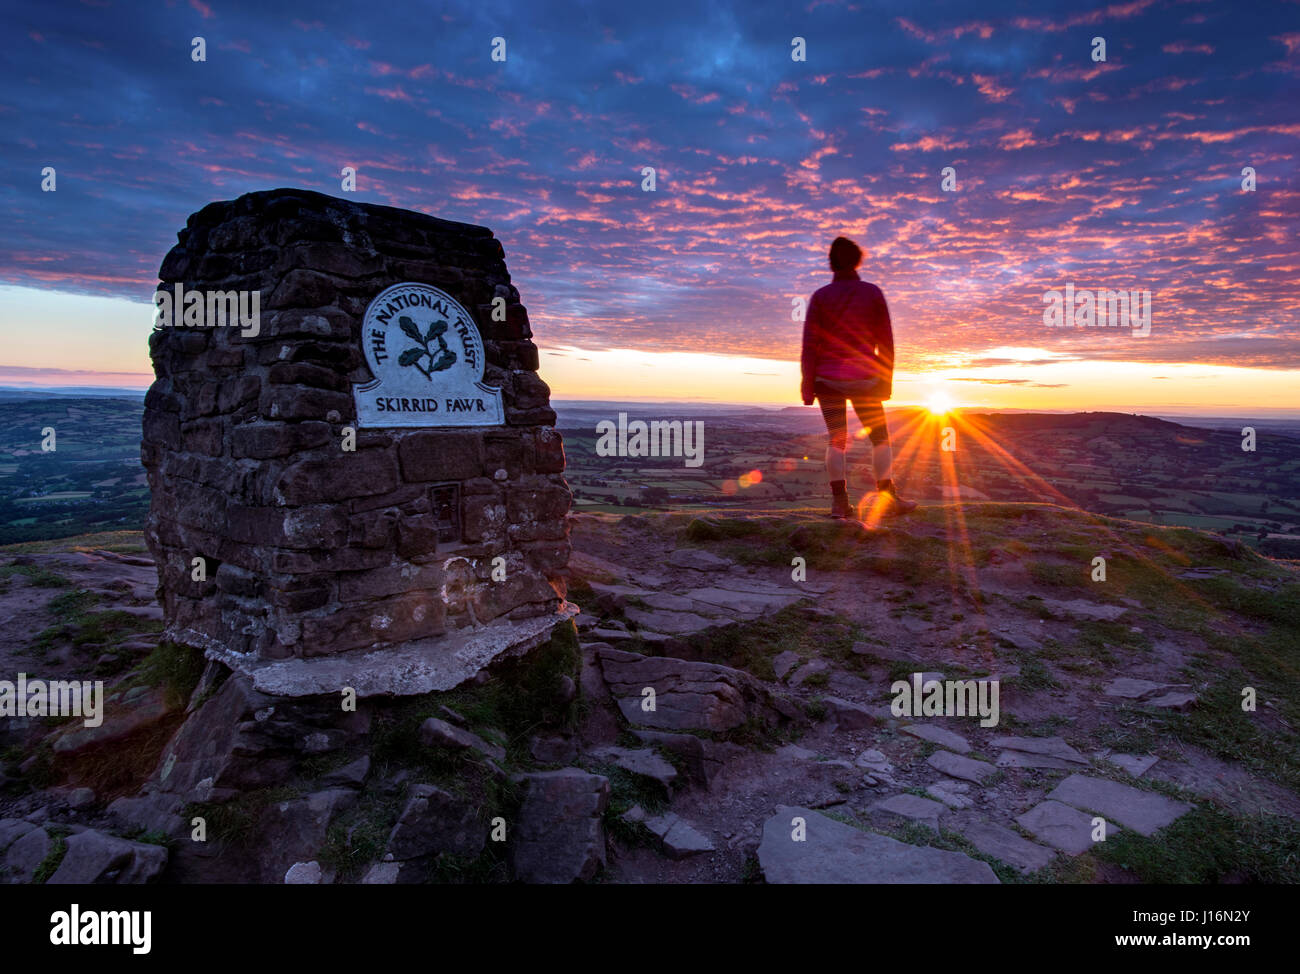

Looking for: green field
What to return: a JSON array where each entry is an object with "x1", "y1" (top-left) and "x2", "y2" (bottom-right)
[{"x1": 15, "y1": 491, "x2": 93, "y2": 503}]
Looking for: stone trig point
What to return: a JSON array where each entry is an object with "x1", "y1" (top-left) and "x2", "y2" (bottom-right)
[{"x1": 141, "y1": 188, "x2": 575, "y2": 697}]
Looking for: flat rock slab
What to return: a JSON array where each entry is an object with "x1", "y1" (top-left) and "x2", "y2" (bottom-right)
[
  {"x1": 589, "y1": 747, "x2": 678, "y2": 790},
  {"x1": 822, "y1": 696, "x2": 879, "y2": 730},
  {"x1": 1108, "y1": 753, "x2": 1159, "y2": 777},
  {"x1": 871, "y1": 793, "x2": 946, "y2": 830},
  {"x1": 47, "y1": 829, "x2": 168, "y2": 884},
  {"x1": 624, "y1": 807, "x2": 715, "y2": 859},
  {"x1": 203, "y1": 605, "x2": 578, "y2": 697},
  {"x1": 903, "y1": 724, "x2": 971, "y2": 754},
  {"x1": 386, "y1": 783, "x2": 487, "y2": 862},
  {"x1": 778, "y1": 744, "x2": 818, "y2": 761},
  {"x1": 711, "y1": 576, "x2": 823, "y2": 596},
  {"x1": 758, "y1": 806, "x2": 998, "y2": 884},
  {"x1": 992, "y1": 629, "x2": 1043, "y2": 652},
  {"x1": 1103, "y1": 677, "x2": 1192, "y2": 701},
  {"x1": 927, "y1": 750, "x2": 996, "y2": 784},
  {"x1": 991, "y1": 735, "x2": 1089, "y2": 765},
  {"x1": 1145, "y1": 692, "x2": 1197, "y2": 711},
  {"x1": 642, "y1": 592, "x2": 717, "y2": 614},
  {"x1": 1017, "y1": 800, "x2": 1121, "y2": 855},
  {"x1": 1047, "y1": 774, "x2": 1194, "y2": 836},
  {"x1": 927, "y1": 783, "x2": 974, "y2": 809},
  {"x1": 957, "y1": 820, "x2": 1056, "y2": 874},
  {"x1": 0, "y1": 819, "x2": 37, "y2": 854},
  {"x1": 419, "y1": 717, "x2": 505, "y2": 762},
  {"x1": 773, "y1": 650, "x2": 800, "y2": 681},
  {"x1": 685, "y1": 587, "x2": 801, "y2": 615},
  {"x1": 996, "y1": 750, "x2": 1076, "y2": 771},
  {"x1": 658, "y1": 819, "x2": 714, "y2": 859},
  {"x1": 788, "y1": 659, "x2": 830, "y2": 687},
  {"x1": 1039, "y1": 598, "x2": 1128, "y2": 621},
  {"x1": 2, "y1": 827, "x2": 51, "y2": 884},
  {"x1": 668, "y1": 549, "x2": 734, "y2": 571},
  {"x1": 285, "y1": 861, "x2": 323, "y2": 884},
  {"x1": 598, "y1": 647, "x2": 770, "y2": 733},
  {"x1": 511, "y1": 769, "x2": 610, "y2": 884},
  {"x1": 589, "y1": 626, "x2": 671, "y2": 644},
  {"x1": 623, "y1": 606, "x2": 717, "y2": 635},
  {"x1": 588, "y1": 581, "x2": 656, "y2": 601},
  {"x1": 361, "y1": 862, "x2": 402, "y2": 884}
]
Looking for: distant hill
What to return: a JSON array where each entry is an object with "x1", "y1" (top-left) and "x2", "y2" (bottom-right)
[
  {"x1": 0, "y1": 386, "x2": 147, "y2": 399},
  {"x1": 2, "y1": 394, "x2": 1299, "y2": 556}
]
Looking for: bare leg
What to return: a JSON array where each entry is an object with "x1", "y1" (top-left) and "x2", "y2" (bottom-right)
[
  {"x1": 826, "y1": 445, "x2": 847, "y2": 482},
  {"x1": 818, "y1": 393, "x2": 852, "y2": 517},
  {"x1": 872, "y1": 441, "x2": 892, "y2": 484}
]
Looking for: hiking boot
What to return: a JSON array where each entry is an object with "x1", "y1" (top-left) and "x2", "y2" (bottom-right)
[
  {"x1": 830, "y1": 492, "x2": 852, "y2": 519},
  {"x1": 876, "y1": 481, "x2": 918, "y2": 517}
]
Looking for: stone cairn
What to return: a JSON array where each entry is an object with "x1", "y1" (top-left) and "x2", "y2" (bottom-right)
[{"x1": 141, "y1": 188, "x2": 572, "y2": 686}]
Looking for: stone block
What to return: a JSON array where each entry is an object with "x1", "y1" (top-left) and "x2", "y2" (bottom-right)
[{"x1": 396, "y1": 430, "x2": 484, "y2": 482}]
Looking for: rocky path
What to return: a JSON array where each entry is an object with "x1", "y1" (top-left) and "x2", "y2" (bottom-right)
[
  {"x1": 557, "y1": 510, "x2": 1295, "y2": 883},
  {"x1": 4, "y1": 506, "x2": 1299, "y2": 884}
]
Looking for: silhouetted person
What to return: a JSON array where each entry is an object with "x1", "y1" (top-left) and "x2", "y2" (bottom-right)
[{"x1": 801, "y1": 236, "x2": 916, "y2": 519}]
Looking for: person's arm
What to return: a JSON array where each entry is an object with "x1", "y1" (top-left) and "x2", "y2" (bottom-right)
[
  {"x1": 876, "y1": 290, "x2": 895, "y2": 399},
  {"x1": 800, "y1": 295, "x2": 819, "y2": 405}
]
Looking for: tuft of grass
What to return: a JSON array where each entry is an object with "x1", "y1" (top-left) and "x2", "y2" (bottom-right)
[
  {"x1": 565, "y1": 577, "x2": 596, "y2": 609},
  {"x1": 8, "y1": 741, "x2": 56, "y2": 792},
  {"x1": 1015, "y1": 657, "x2": 1060, "y2": 691},
  {"x1": 316, "y1": 789, "x2": 407, "y2": 883},
  {"x1": 128, "y1": 828, "x2": 173, "y2": 849},
  {"x1": 0, "y1": 563, "x2": 71, "y2": 588},
  {"x1": 1095, "y1": 805, "x2": 1300, "y2": 883},
  {"x1": 683, "y1": 517, "x2": 772, "y2": 543},
  {"x1": 1073, "y1": 619, "x2": 1150, "y2": 657},
  {"x1": 30, "y1": 588, "x2": 163, "y2": 672},
  {"x1": 32, "y1": 828, "x2": 70, "y2": 884},
  {"x1": 597, "y1": 763, "x2": 670, "y2": 816},
  {"x1": 429, "y1": 847, "x2": 512, "y2": 884},
  {"x1": 131, "y1": 641, "x2": 208, "y2": 709},
  {"x1": 1028, "y1": 562, "x2": 1087, "y2": 589},
  {"x1": 1141, "y1": 673, "x2": 1300, "y2": 794},
  {"x1": 185, "y1": 786, "x2": 298, "y2": 847},
  {"x1": 670, "y1": 605, "x2": 857, "y2": 678}
]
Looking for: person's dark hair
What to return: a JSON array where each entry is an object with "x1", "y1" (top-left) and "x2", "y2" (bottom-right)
[{"x1": 829, "y1": 236, "x2": 863, "y2": 272}]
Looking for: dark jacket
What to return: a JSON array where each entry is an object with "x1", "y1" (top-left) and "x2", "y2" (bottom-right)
[{"x1": 800, "y1": 269, "x2": 894, "y2": 403}]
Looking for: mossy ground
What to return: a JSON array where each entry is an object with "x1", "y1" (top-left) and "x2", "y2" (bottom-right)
[{"x1": 29, "y1": 587, "x2": 163, "y2": 676}]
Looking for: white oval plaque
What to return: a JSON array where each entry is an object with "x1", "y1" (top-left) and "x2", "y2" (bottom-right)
[{"x1": 353, "y1": 282, "x2": 504, "y2": 427}]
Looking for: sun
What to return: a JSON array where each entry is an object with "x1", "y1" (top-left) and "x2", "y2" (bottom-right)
[{"x1": 926, "y1": 392, "x2": 956, "y2": 416}]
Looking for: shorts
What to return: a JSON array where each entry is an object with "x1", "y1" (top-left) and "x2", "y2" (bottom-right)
[{"x1": 816, "y1": 380, "x2": 889, "y2": 447}]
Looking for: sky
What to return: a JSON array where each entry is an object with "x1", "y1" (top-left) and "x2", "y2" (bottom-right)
[{"x1": 1, "y1": 0, "x2": 1298, "y2": 414}]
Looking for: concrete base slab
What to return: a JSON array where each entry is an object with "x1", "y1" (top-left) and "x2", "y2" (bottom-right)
[{"x1": 188, "y1": 603, "x2": 579, "y2": 698}]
